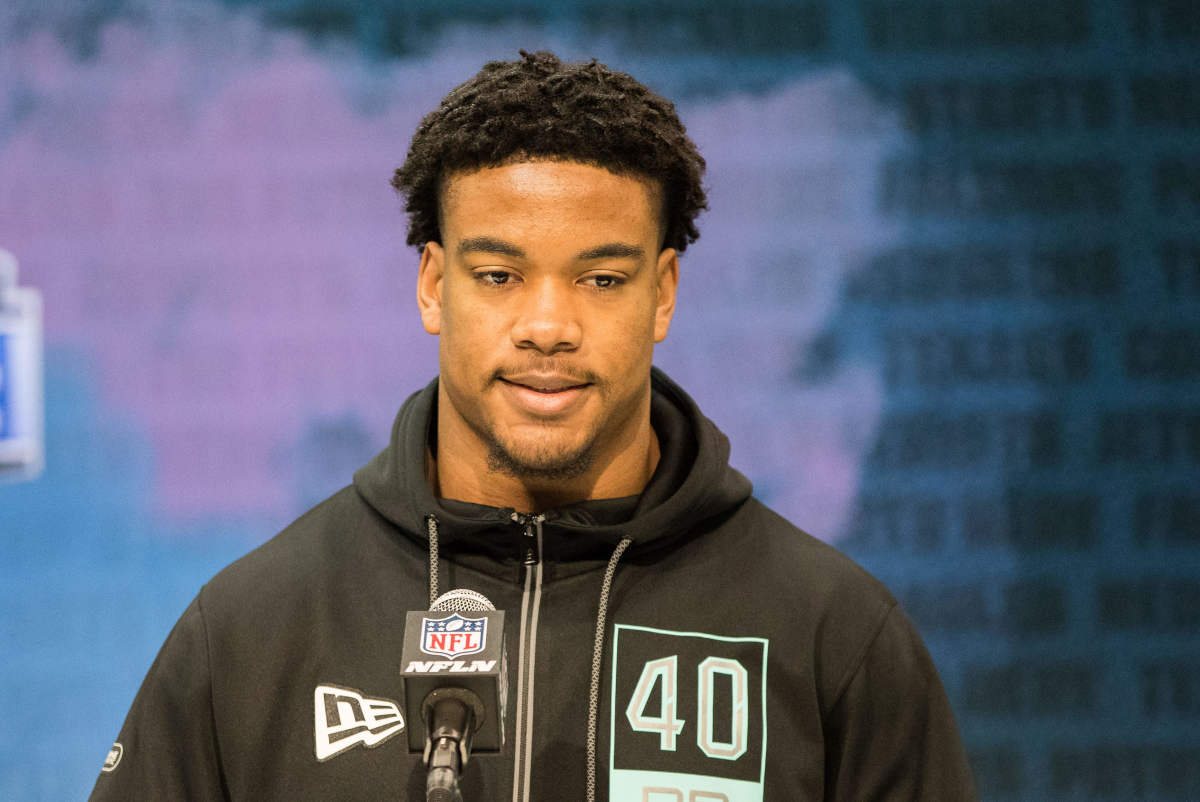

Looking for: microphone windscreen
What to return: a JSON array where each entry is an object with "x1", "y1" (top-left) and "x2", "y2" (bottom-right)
[{"x1": 430, "y1": 589, "x2": 495, "y2": 613}]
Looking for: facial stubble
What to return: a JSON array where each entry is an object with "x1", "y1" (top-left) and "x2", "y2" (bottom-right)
[{"x1": 485, "y1": 432, "x2": 596, "y2": 481}]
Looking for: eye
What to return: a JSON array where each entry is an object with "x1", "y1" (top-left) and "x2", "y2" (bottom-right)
[
  {"x1": 583, "y1": 274, "x2": 625, "y2": 290},
  {"x1": 475, "y1": 270, "x2": 515, "y2": 287}
]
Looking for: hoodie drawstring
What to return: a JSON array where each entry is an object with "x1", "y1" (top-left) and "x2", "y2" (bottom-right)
[
  {"x1": 425, "y1": 514, "x2": 440, "y2": 606},
  {"x1": 585, "y1": 535, "x2": 634, "y2": 802}
]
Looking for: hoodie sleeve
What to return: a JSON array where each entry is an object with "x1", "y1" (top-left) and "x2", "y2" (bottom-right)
[
  {"x1": 822, "y1": 604, "x2": 977, "y2": 801},
  {"x1": 89, "y1": 595, "x2": 227, "y2": 801}
]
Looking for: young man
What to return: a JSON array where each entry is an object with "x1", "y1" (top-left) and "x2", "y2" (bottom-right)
[{"x1": 91, "y1": 51, "x2": 975, "y2": 801}]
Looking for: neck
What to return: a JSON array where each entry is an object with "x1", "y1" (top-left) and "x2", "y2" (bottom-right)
[{"x1": 428, "y1": 388, "x2": 660, "y2": 514}]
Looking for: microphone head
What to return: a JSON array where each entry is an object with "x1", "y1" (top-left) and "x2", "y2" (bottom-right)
[{"x1": 430, "y1": 588, "x2": 495, "y2": 613}]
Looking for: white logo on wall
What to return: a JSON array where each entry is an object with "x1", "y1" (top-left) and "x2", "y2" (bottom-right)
[
  {"x1": 0, "y1": 248, "x2": 44, "y2": 482},
  {"x1": 314, "y1": 684, "x2": 405, "y2": 761},
  {"x1": 101, "y1": 742, "x2": 123, "y2": 773}
]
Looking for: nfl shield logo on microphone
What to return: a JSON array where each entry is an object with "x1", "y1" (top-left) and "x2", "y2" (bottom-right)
[{"x1": 421, "y1": 614, "x2": 487, "y2": 658}]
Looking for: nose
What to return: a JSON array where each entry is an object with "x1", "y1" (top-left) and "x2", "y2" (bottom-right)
[{"x1": 509, "y1": 277, "x2": 581, "y2": 354}]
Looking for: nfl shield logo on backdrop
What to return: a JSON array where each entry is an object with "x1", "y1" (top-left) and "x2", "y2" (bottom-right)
[{"x1": 421, "y1": 614, "x2": 487, "y2": 659}]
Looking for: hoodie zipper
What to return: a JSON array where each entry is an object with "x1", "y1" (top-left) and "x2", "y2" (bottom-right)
[{"x1": 510, "y1": 512, "x2": 544, "y2": 802}]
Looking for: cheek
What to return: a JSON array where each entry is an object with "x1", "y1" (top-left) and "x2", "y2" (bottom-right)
[
  {"x1": 441, "y1": 298, "x2": 494, "y2": 351},
  {"x1": 600, "y1": 304, "x2": 656, "y2": 371},
  {"x1": 437, "y1": 310, "x2": 485, "y2": 381}
]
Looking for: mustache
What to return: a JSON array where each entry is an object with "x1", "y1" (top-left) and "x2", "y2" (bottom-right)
[{"x1": 491, "y1": 362, "x2": 601, "y2": 386}]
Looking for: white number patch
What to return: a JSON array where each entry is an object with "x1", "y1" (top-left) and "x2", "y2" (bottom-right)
[{"x1": 610, "y1": 625, "x2": 769, "y2": 802}]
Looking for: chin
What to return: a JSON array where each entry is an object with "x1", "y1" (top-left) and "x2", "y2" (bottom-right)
[{"x1": 486, "y1": 434, "x2": 596, "y2": 481}]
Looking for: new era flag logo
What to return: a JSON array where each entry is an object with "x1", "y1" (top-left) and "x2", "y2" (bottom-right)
[
  {"x1": 313, "y1": 684, "x2": 405, "y2": 761},
  {"x1": 421, "y1": 614, "x2": 487, "y2": 658}
]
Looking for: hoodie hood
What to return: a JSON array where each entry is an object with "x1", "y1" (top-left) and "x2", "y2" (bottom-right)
[{"x1": 353, "y1": 366, "x2": 752, "y2": 566}]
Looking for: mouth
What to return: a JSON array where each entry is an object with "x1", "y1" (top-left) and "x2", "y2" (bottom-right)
[
  {"x1": 497, "y1": 375, "x2": 592, "y2": 415},
  {"x1": 498, "y1": 375, "x2": 592, "y2": 393}
]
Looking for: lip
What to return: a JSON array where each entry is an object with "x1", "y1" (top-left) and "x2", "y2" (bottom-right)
[{"x1": 498, "y1": 376, "x2": 591, "y2": 416}]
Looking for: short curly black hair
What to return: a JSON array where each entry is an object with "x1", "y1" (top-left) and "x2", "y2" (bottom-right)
[{"x1": 391, "y1": 50, "x2": 707, "y2": 253}]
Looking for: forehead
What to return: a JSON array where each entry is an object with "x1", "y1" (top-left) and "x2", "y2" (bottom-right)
[{"x1": 439, "y1": 161, "x2": 664, "y2": 244}]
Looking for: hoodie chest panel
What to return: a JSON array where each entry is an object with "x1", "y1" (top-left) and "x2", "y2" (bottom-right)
[
  {"x1": 210, "y1": 589, "x2": 531, "y2": 799},
  {"x1": 215, "y1": 622, "x2": 423, "y2": 798},
  {"x1": 586, "y1": 546, "x2": 831, "y2": 802}
]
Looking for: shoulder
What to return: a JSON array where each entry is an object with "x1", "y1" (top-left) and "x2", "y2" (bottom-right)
[
  {"x1": 203, "y1": 486, "x2": 357, "y2": 592},
  {"x1": 733, "y1": 497, "x2": 898, "y2": 613},
  {"x1": 716, "y1": 498, "x2": 903, "y2": 709},
  {"x1": 196, "y1": 485, "x2": 424, "y2": 628}
]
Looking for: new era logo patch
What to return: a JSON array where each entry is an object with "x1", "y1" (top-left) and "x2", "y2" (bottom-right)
[
  {"x1": 101, "y1": 742, "x2": 123, "y2": 773},
  {"x1": 421, "y1": 613, "x2": 486, "y2": 659},
  {"x1": 314, "y1": 684, "x2": 405, "y2": 761}
]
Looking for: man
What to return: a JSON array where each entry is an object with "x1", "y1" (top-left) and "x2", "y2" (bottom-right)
[{"x1": 91, "y1": 51, "x2": 975, "y2": 801}]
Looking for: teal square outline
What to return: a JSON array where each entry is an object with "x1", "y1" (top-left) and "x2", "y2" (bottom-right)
[{"x1": 608, "y1": 623, "x2": 770, "y2": 790}]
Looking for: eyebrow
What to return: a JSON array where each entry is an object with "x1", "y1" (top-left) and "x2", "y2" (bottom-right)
[
  {"x1": 457, "y1": 236, "x2": 525, "y2": 258},
  {"x1": 456, "y1": 237, "x2": 645, "y2": 262},
  {"x1": 576, "y1": 242, "x2": 645, "y2": 261}
]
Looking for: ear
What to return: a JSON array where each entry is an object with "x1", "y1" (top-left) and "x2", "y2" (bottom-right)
[
  {"x1": 416, "y1": 241, "x2": 445, "y2": 336},
  {"x1": 653, "y1": 247, "x2": 679, "y2": 343}
]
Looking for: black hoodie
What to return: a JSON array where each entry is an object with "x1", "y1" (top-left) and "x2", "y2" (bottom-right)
[{"x1": 90, "y1": 369, "x2": 976, "y2": 801}]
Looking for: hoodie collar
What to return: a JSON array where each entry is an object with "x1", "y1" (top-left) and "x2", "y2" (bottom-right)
[{"x1": 353, "y1": 367, "x2": 752, "y2": 564}]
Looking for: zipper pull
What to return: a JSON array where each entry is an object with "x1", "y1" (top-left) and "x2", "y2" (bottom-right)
[{"x1": 511, "y1": 512, "x2": 543, "y2": 566}]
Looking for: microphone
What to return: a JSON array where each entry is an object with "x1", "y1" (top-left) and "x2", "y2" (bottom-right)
[{"x1": 401, "y1": 589, "x2": 507, "y2": 802}]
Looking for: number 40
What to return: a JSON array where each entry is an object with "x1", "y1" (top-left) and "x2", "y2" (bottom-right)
[{"x1": 625, "y1": 655, "x2": 749, "y2": 761}]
